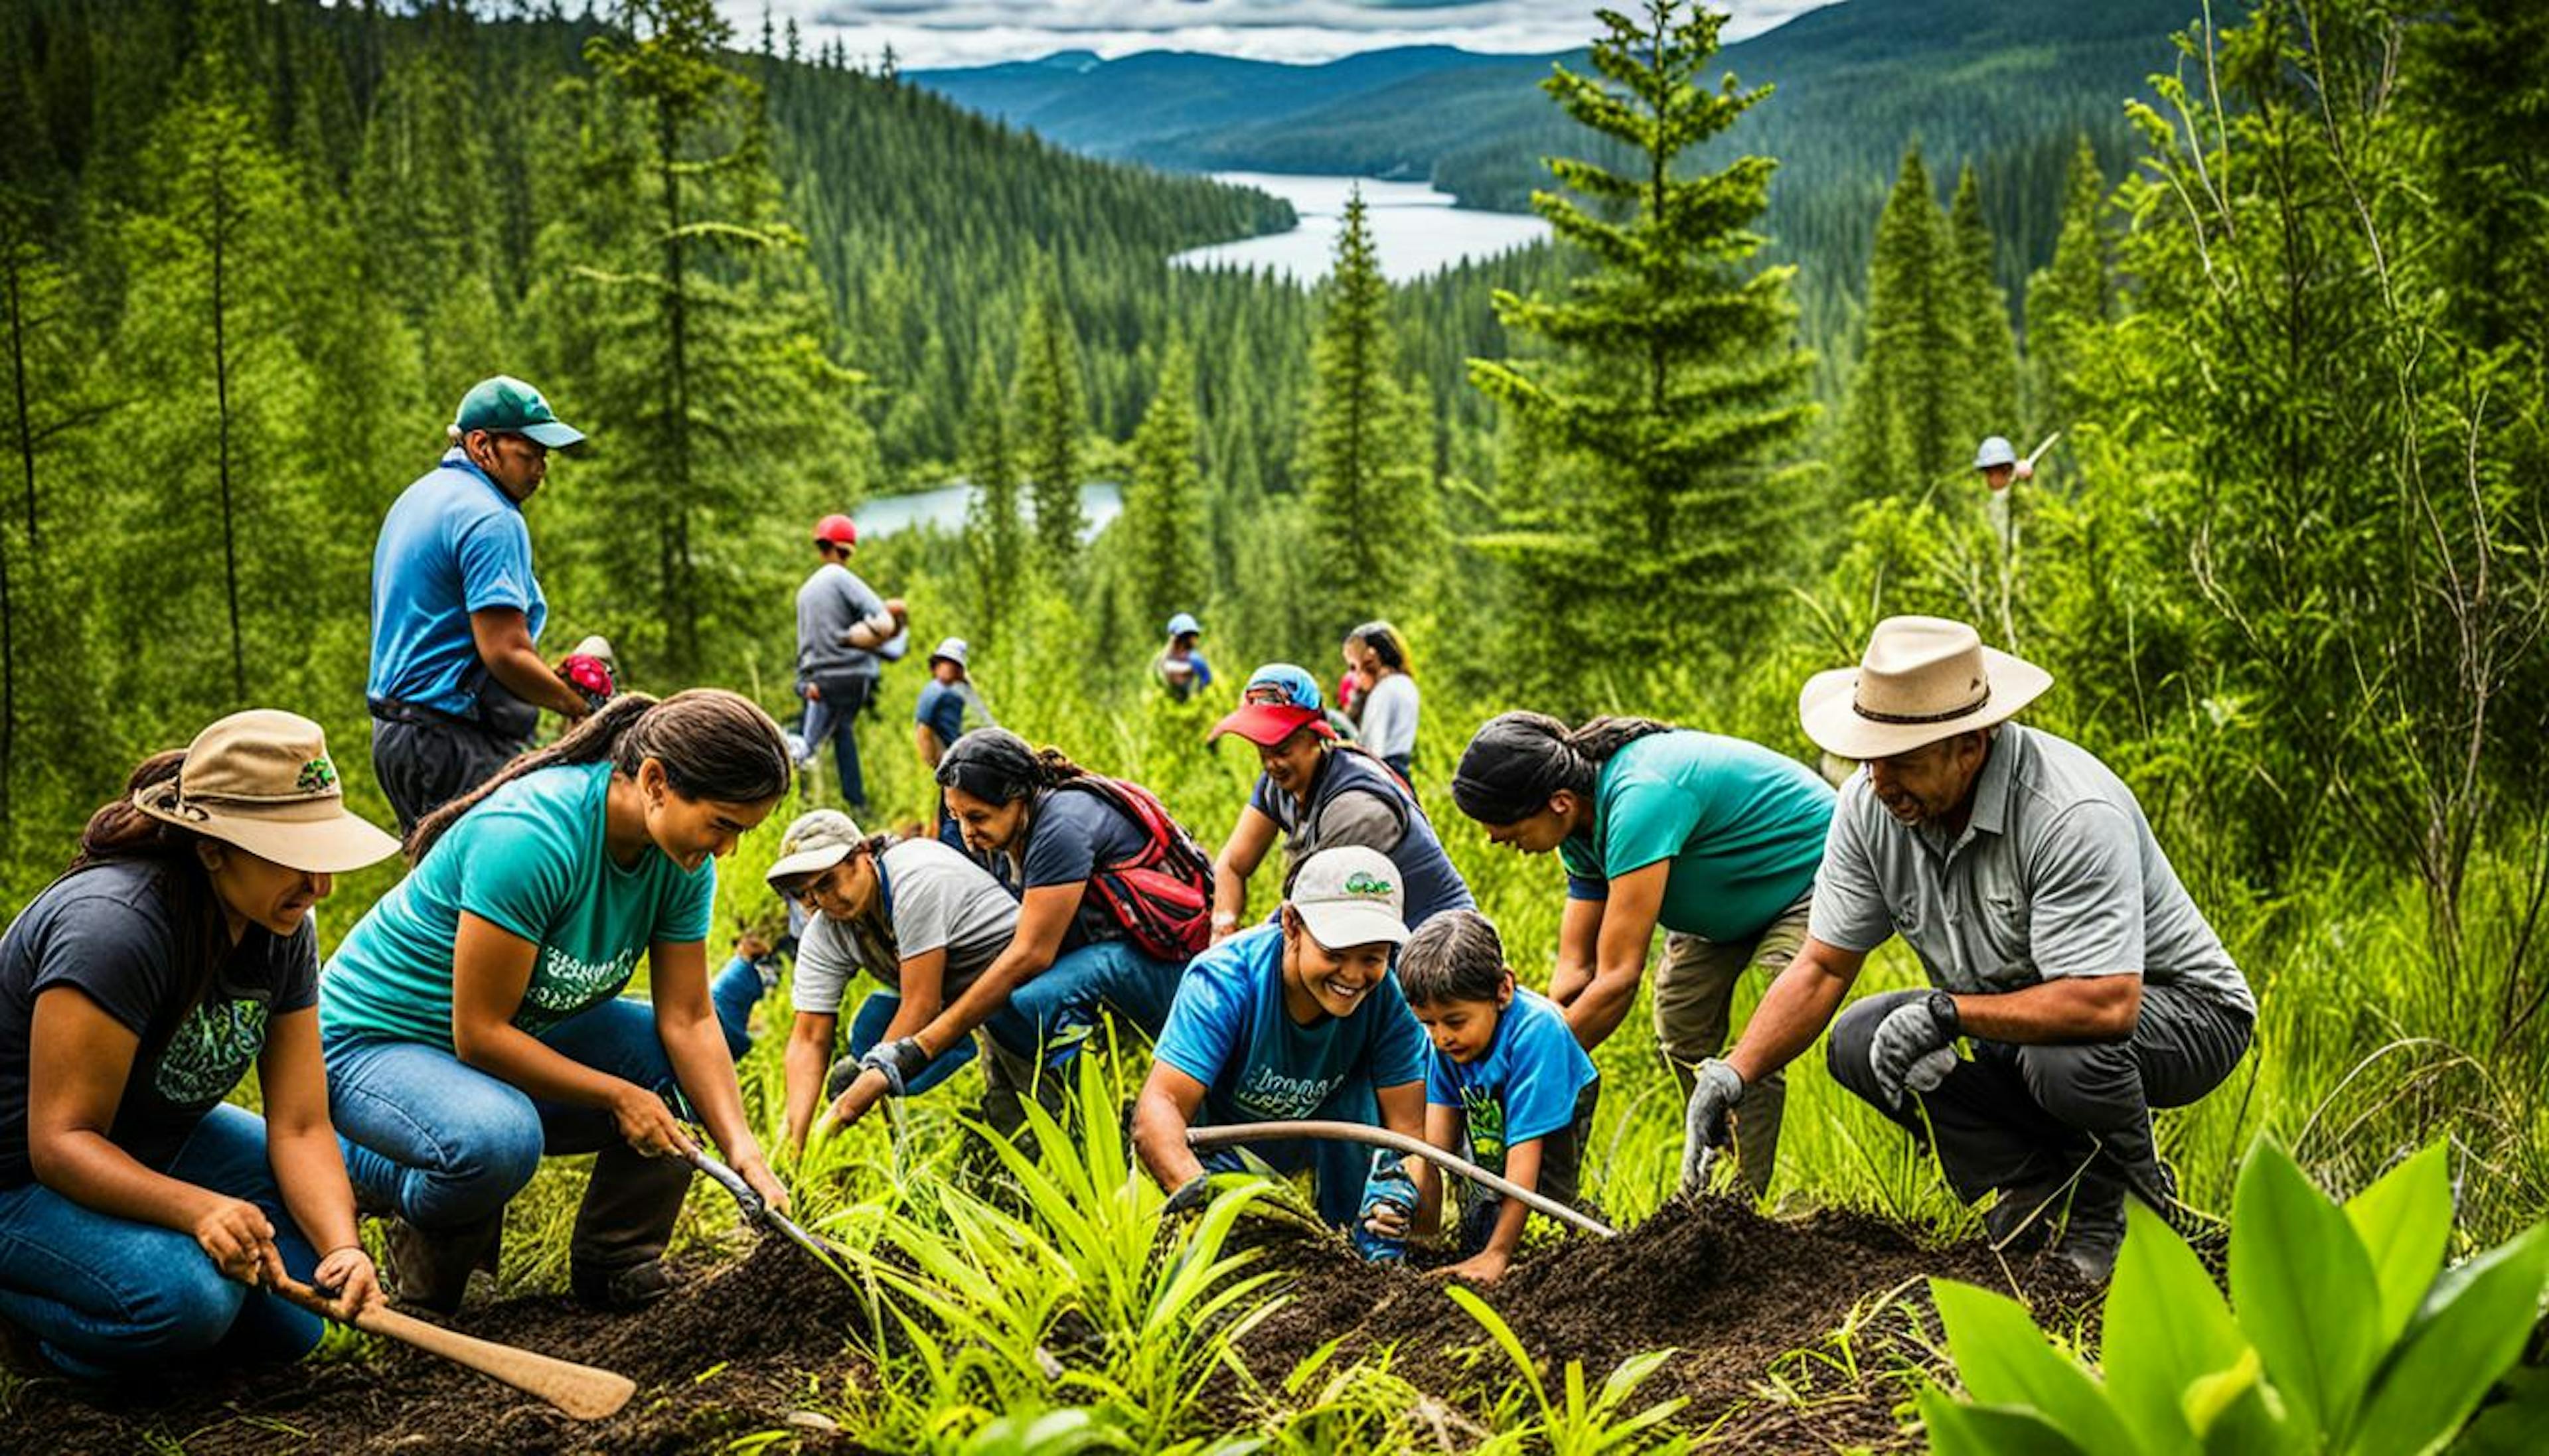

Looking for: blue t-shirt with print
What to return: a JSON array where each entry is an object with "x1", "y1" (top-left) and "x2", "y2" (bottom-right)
[
  {"x1": 1422, "y1": 987, "x2": 1598, "y2": 1175},
  {"x1": 321, "y1": 763, "x2": 716, "y2": 1049},
  {"x1": 368, "y1": 449, "x2": 547, "y2": 717},
  {"x1": 1152, "y1": 922, "x2": 1427, "y2": 1127}
]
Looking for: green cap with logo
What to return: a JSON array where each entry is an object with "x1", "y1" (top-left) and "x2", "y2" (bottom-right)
[
  {"x1": 453, "y1": 375, "x2": 585, "y2": 449},
  {"x1": 1288, "y1": 845, "x2": 1409, "y2": 950}
]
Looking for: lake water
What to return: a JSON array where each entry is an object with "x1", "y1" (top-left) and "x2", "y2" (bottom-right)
[
  {"x1": 1170, "y1": 173, "x2": 1550, "y2": 284},
  {"x1": 850, "y1": 480, "x2": 1122, "y2": 541}
]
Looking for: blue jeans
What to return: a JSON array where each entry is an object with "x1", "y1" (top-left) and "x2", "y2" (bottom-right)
[
  {"x1": 846, "y1": 989, "x2": 976, "y2": 1097},
  {"x1": 1196, "y1": 1079, "x2": 1381, "y2": 1229},
  {"x1": 980, "y1": 938, "x2": 1186, "y2": 1070},
  {"x1": 0, "y1": 1104, "x2": 327, "y2": 1377},
  {"x1": 800, "y1": 674, "x2": 874, "y2": 810},
  {"x1": 324, "y1": 958, "x2": 762, "y2": 1273}
]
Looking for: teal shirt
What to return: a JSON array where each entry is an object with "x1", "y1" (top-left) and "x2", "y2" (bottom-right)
[
  {"x1": 1557, "y1": 731, "x2": 1834, "y2": 944},
  {"x1": 321, "y1": 763, "x2": 717, "y2": 1049}
]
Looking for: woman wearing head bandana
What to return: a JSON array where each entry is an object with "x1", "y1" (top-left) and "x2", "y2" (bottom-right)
[{"x1": 1447, "y1": 713, "x2": 1835, "y2": 1196}]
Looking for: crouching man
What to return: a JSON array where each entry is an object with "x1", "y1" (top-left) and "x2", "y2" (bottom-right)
[{"x1": 1683, "y1": 617, "x2": 2255, "y2": 1281}]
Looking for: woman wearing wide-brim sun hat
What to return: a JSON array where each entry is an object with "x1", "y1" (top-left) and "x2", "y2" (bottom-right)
[{"x1": 0, "y1": 710, "x2": 402, "y2": 1378}]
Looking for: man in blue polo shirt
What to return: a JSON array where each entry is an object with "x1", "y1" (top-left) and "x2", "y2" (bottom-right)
[{"x1": 367, "y1": 376, "x2": 595, "y2": 832}]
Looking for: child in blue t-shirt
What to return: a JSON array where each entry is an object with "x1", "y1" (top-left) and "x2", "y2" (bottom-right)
[
  {"x1": 1132, "y1": 846, "x2": 1429, "y2": 1230},
  {"x1": 1381, "y1": 909, "x2": 1599, "y2": 1283}
]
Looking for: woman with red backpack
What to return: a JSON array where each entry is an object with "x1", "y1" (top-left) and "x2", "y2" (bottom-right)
[{"x1": 823, "y1": 729, "x2": 1208, "y2": 1140}]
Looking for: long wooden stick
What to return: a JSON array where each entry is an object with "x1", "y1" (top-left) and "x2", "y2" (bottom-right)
[
  {"x1": 1187, "y1": 1120, "x2": 1618, "y2": 1239},
  {"x1": 271, "y1": 1276, "x2": 635, "y2": 1421}
]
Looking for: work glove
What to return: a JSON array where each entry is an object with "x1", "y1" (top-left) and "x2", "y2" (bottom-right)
[
  {"x1": 1163, "y1": 1174, "x2": 1215, "y2": 1218},
  {"x1": 1870, "y1": 992, "x2": 1962, "y2": 1106},
  {"x1": 1354, "y1": 1151, "x2": 1419, "y2": 1264},
  {"x1": 857, "y1": 1036, "x2": 933, "y2": 1098},
  {"x1": 1679, "y1": 1059, "x2": 1744, "y2": 1192}
]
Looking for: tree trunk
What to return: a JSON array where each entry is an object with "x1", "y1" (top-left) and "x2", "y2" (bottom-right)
[
  {"x1": 210, "y1": 137, "x2": 247, "y2": 701},
  {"x1": 657, "y1": 100, "x2": 696, "y2": 673}
]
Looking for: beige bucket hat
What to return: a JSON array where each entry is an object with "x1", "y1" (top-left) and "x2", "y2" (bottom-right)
[
  {"x1": 1800, "y1": 616, "x2": 2052, "y2": 761},
  {"x1": 132, "y1": 711, "x2": 403, "y2": 874}
]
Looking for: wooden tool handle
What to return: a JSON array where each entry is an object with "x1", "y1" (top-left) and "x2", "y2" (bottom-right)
[
  {"x1": 273, "y1": 1275, "x2": 635, "y2": 1421},
  {"x1": 1187, "y1": 1120, "x2": 1618, "y2": 1239}
]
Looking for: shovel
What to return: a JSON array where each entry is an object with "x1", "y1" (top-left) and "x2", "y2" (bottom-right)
[
  {"x1": 270, "y1": 1274, "x2": 634, "y2": 1420},
  {"x1": 684, "y1": 1145, "x2": 850, "y2": 1266},
  {"x1": 1187, "y1": 1120, "x2": 1616, "y2": 1239}
]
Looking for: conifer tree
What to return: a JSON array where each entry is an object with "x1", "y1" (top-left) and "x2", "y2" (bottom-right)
[
  {"x1": 1119, "y1": 337, "x2": 1207, "y2": 633},
  {"x1": 2023, "y1": 136, "x2": 2111, "y2": 437},
  {"x1": 1298, "y1": 186, "x2": 1429, "y2": 628},
  {"x1": 1467, "y1": 0, "x2": 1814, "y2": 684},
  {"x1": 961, "y1": 339, "x2": 1026, "y2": 636},
  {"x1": 1948, "y1": 164, "x2": 2020, "y2": 443},
  {"x1": 1837, "y1": 145, "x2": 1967, "y2": 498},
  {"x1": 1013, "y1": 263, "x2": 1086, "y2": 562}
]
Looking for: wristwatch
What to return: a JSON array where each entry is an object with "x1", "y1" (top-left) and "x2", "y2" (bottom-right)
[{"x1": 1926, "y1": 989, "x2": 1962, "y2": 1035}]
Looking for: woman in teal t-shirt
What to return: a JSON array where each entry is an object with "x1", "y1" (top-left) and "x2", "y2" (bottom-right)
[
  {"x1": 321, "y1": 690, "x2": 793, "y2": 1315},
  {"x1": 1448, "y1": 712, "x2": 1835, "y2": 1197}
]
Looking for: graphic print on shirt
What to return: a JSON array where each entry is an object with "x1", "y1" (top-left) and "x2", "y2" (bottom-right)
[
  {"x1": 1458, "y1": 1086, "x2": 1509, "y2": 1172},
  {"x1": 153, "y1": 997, "x2": 271, "y2": 1104},
  {"x1": 1237, "y1": 1064, "x2": 1344, "y2": 1120},
  {"x1": 514, "y1": 944, "x2": 641, "y2": 1032}
]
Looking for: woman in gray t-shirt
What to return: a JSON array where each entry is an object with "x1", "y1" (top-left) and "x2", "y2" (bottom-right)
[{"x1": 764, "y1": 816, "x2": 1019, "y2": 1151}]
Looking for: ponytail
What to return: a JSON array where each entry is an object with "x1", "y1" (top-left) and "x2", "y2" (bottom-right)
[
  {"x1": 408, "y1": 690, "x2": 792, "y2": 863},
  {"x1": 1449, "y1": 711, "x2": 1675, "y2": 826},
  {"x1": 934, "y1": 727, "x2": 1087, "y2": 806}
]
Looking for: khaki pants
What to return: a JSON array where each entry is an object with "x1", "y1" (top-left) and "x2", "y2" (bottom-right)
[{"x1": 1652, "y1": 889, "x2": 1814, "y2": 1196}]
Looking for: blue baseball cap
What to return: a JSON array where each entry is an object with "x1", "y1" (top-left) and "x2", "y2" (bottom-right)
[
  {"x1": 1164, "y1": 612, "x2": 1202, "y2": 639},
  {"x1": 1241, "y1": 662, "x2": 1323, "y2": 711}
]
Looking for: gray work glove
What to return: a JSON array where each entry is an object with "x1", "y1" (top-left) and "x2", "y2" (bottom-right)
[
  {"x1": 1871, "y1": 992, "x2": 1962, "y2": 1106},
  {"x1": 857, "y1": 1036, "x2": 933, "y2": 1098},
  {"x1": 1679, "y1": 1058, "x2": 1745, "y2": 1192}
]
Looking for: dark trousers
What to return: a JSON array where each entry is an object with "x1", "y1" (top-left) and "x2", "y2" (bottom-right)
[
  {"x1": 800, "y1": 672, "x2": 875, "y2": 810},
  {"x1": 371, "y1": 711, "x2": 524, "y2": 834},
  {"x1": 1826, "y1": 982, "x2": 2252, "y2": 1208}
]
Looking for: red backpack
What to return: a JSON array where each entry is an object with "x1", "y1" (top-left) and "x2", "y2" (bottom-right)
[{"x1": 1056, "y1": 777, "x2": 1216, "y2": 960}]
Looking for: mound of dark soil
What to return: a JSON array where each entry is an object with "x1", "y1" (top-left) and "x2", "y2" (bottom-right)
[
  {"x1": 1240, "y1": 1194, "x2": 2099, "y2": 1451},
  {"x1": 5, "y1": 1236, "x2": 880, "y2": 1455}
]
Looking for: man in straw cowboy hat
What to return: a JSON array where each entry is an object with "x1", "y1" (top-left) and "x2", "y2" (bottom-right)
[{"x1": 1680, "y1": 617, "x2": 2256, "y2": 1279}]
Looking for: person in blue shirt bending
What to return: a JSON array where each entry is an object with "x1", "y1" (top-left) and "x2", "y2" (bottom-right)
[
  {"x1": 1132, "y1": 845, "x2": 1428, "y2": 1230},
  {"x1": 1368, "y1": 909, "x2": 1598, "y2": 1285}
]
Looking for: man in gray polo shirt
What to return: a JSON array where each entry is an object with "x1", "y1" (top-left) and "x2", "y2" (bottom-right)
[{"x1": 1681, "y1": 616, "x2": 2254, "y2": 1279}]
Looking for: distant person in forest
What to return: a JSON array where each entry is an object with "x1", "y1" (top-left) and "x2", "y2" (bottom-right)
[
  {"x1": 821, "y1": 729, "x2": 1205, "y2": 1143},
  {"x1": 0, "y1": 712, "x2": 400, "y2": 1376},
  {"x1": 1973, "y1": 435, "x2": 2033, "y2": 492},
  {"x1": 1152, "y1": 613, "x2": 1213, "y2": 703},
  {"x1": 320, "y1": 692, "x2": 791, "y2": 1315},
  {"x1": 366, "y1": 376, "x2": 596, "y2": 834},
  {"x1": 1133, "y1": 846, "x2": 1428, "y2": 1233},
  {"x1": 1209, "y1": 663, "x2": 1472, "y2": 944},
  {"x1": 796, "y1": 514, "x2": 903, "y2": 814},
  {"x1": 1343, "y1": 622, "x2": 1419, "y2": 779},
  {"x1": 914, "y1": 638, "x2": 993, "y2": 850},
  {"x1": 763, "y1": 812, "x2": 1015, "y2": 1155},
  {"x1": 1449, "y1": 712, "x2": 1836, "y2": 1197},
  {"x1": 1685, "y1": 617, "x2": 2256, "y2": 1281}
]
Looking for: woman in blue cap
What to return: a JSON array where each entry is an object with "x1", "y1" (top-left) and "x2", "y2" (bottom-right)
[{"x1": 1209, "y1": 663, "x2": 1472, "y2": 945}]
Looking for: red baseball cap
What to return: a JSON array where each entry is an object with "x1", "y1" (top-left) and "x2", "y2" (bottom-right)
[
  {"x1": 814, "y1": 514, "x2": 858, "y2": 547},
  {"x1": 1211, "y1": 702, "x2": 1335, "y2": 747}
]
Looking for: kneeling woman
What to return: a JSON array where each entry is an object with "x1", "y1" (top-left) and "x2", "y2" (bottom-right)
[
  {"x1": 321, "y1": 691, "x2": 791, "y2": 1313},
  {"x1": 1132, "y1": 846, "x2": 1428, "y2": 1229},
  {"x1": 0, "y1": 712, "x2": 400, "y2": 1376},
  {"x1": 826, "y1": 729, "x2": 1203, "y2": 1139},
  {"x1": 762, "y1": 811, "x2": 1020, "y2": 1153}
]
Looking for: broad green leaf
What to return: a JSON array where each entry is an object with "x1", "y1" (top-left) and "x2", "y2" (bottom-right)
[
  {"x1": 2230, "y1": 1139, "x2": 2380, "y2": 1436},
  {"x1": 2106, "y1": 1200, "x2": 2249, "y2": 1455},
  {"x1": 2189, "y1": 1354, "x2": 2299, "y2": 1456},
  {"x1": 1930, "y1": 1278, "x2": 2140, "y2": 1453},
  {"x1": 2455, "y1": 1364, "x2": 2549, "y2": 1456},
  {"x1": 2342, "y1": 1141, "x2": 2453, "y2": 1347},
  {"x1": 1918, "y1": 1388, "x2": 2092, "y2": 1456},
  {"x1": 2341, "y1": 1222, "x2": 2549, "y2": 1456}
]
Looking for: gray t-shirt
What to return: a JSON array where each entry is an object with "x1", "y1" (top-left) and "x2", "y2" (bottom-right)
[
  {"x1": 790, "y1": 839, "x2": 1020, "y2": 1015},
  {"x1": 795, "y1": 561, "x2": 886, "y2": 680},
  {"x1": 1808, "y1": 725, "x2": 2252, "y2": 1014},
  {"x1": 1358, "y1": 673, "x2": 1419, "y2": 761}
]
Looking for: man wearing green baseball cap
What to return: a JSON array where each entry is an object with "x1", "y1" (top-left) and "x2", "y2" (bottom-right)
[{"x1": 364, "y1": 376, "x2": 595, "y2": 832}]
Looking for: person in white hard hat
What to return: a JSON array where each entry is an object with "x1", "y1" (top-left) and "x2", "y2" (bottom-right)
[{"x1": 1973, "y1": 435, "x2": 2032, "y2": 492}]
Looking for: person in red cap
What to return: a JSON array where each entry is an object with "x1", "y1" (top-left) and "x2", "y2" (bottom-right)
[
  {"x1": 1207, "y1": 663, "x2": 1472, "y2": 945},
  {"x1": 795, "y1": 514, "x2": 903, "y2": 812}
]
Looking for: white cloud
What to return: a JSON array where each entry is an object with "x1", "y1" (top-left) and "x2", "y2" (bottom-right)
[{"x1": 727, "y1": 1, "x2": 1839, "y2": 70}]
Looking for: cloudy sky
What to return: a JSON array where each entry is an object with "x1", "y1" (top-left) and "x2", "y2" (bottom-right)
[{"x1": 732, "y1": 1, "x2": 1841, "y2": 71}]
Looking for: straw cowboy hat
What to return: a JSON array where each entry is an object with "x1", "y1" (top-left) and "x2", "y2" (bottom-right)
[
  {"x1": 1800, "y1": 617, "x2": 2053, "y2": 761},
  {"x1": 133, "y1": 710, "x2": 403, "y2": 873}
]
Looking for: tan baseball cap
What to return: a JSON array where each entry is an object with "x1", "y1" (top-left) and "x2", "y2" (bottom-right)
[
  {"x1": 765, "y1": 809, "x2": 866, "y2": 884},
  {"x1": 131, "y1": 711, "x2": 403, "y2": 874}
]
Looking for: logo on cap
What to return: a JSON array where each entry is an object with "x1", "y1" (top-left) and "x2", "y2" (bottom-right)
[
  {"x1": 297, "y1": 758, "x2": 338, "y2": 794},
  {"x1": 1343, "y1": 871, "x2": 1395, "y2": 899}
]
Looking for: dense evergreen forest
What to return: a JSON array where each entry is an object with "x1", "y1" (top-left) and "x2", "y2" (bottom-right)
[{"x1": 3, "y1": 0, "x2": 2546, "y2": 1242}]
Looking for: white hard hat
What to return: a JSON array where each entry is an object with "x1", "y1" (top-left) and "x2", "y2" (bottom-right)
[{"x1": 1973, "y1": 436, "x2": 2018, "y2": 470}]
